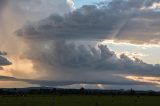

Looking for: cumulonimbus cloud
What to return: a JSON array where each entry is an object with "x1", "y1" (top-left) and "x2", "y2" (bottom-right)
[
  {"x1": 0, "y1": 0, "x2": 156, "y2": 88},
  {"x1": 14, "y1": 0, "x2": 160, "y2": 86}
]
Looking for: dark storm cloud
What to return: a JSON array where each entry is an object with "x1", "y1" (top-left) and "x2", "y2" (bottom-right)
[
  {"x1": 17, "y1": 0, "x2": 160, "y2": 44},
  {"x1": 16, "y1": 4, "x2": 123, "y2": 40},
  {"x1": 25, "y1": 41, "x2": 160, "y2": 77}
]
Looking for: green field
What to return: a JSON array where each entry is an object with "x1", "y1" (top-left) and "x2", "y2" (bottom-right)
[{"x1": 0, "y1": 95, "x2": 160, "y2": 106}]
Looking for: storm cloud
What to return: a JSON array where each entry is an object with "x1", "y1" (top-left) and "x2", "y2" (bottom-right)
[
  {"x1": 24, "y1": 41, "x2": 160, "y2": 80},
  {"x1": 0, "y1": 0, "x2": 158, "y2": 88},
  {"x1": 13, "y1": 0, "x2": 160, "y2": 87},
  {"x1": 17, "y1": 0, "x2": 160, "y2": 44}
]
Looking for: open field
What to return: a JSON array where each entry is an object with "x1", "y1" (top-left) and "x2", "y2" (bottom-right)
[{"x1": 0, "y1": 95, "x2": 159, "y2": 106}]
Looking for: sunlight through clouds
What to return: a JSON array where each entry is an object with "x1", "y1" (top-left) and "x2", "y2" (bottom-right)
[
  {"x1": 124, "y1": 75, "x2": 160, "y2": 85},
  {"x1": 0, "y1": 0, "x2": 160, "y2": 90}
]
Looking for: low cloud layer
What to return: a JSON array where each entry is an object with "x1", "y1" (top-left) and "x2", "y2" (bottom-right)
[
  {"x1": 17, "y1": 0, "x2": 160, "y2": 44},
  {"x1": 0, "y1": 75, "x2": 157, "y2": 87}
]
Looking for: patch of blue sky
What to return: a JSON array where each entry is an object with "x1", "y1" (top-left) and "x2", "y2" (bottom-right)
[{"x1": 73, "y1": 0, "x2": 107, "y2": 8}]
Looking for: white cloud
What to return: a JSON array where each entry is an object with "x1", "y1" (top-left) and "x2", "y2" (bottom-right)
[{"x1": 67, "y1": 0, "x2": 75, "y2": 10}]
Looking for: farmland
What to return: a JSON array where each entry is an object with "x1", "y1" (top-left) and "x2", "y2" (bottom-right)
[{"x1": 0, "y1": 95, "x2": 159, "y2": 106}]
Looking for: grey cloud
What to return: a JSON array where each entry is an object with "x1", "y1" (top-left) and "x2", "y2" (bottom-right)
[
  {"x1": 17, "y1": 0, "x2": 160, "y2": 44},
  {"x1": 0, "y1": 51, "x2": 12, "y2": 70},
  {"x1": 0, "y1": 76, "x2": 17, "y2": 81},
  {"x1": 101, "y1": 0, "x2": 160, "y2": 10},
  {"x1": 12, "y1": 0, "x2": 160, "y2": 88},
  {"x1": 26, "y1": 79, "x2": 154, "y2": 87},
  {"x1": 0, "y1": 0, "x2": 7, "y2": 18},
  {"x1": 0, "y1": 75, "x2": 156, "y2": 87},
  {"x1": 25, "y1": 41, "x2": 160, "y2": 78},
  {"x1": 16, "y1": 4, "x2": 122, "y2": 40},
  {"x1": 8, "y1": 0, "x2": 72, "y2": 21},
  {"x1": 0, "y1": 0, "x2": 7, "y2": 9},
  {"x1": 0, "y1": 56, "x2": 12, "y2": 66}
]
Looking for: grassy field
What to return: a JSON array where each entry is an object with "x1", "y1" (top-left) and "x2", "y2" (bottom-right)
[{"x1": 0, "y1": 95, "x2": 159, "y2": 106}]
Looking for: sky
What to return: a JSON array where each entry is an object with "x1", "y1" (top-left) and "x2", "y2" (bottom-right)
[
  {"x1": 0, "y1": 0, "x2": 160, "y2": 90},
  {"x1": 73, "y1": 0, "x2": 106, "y2": 8}
]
